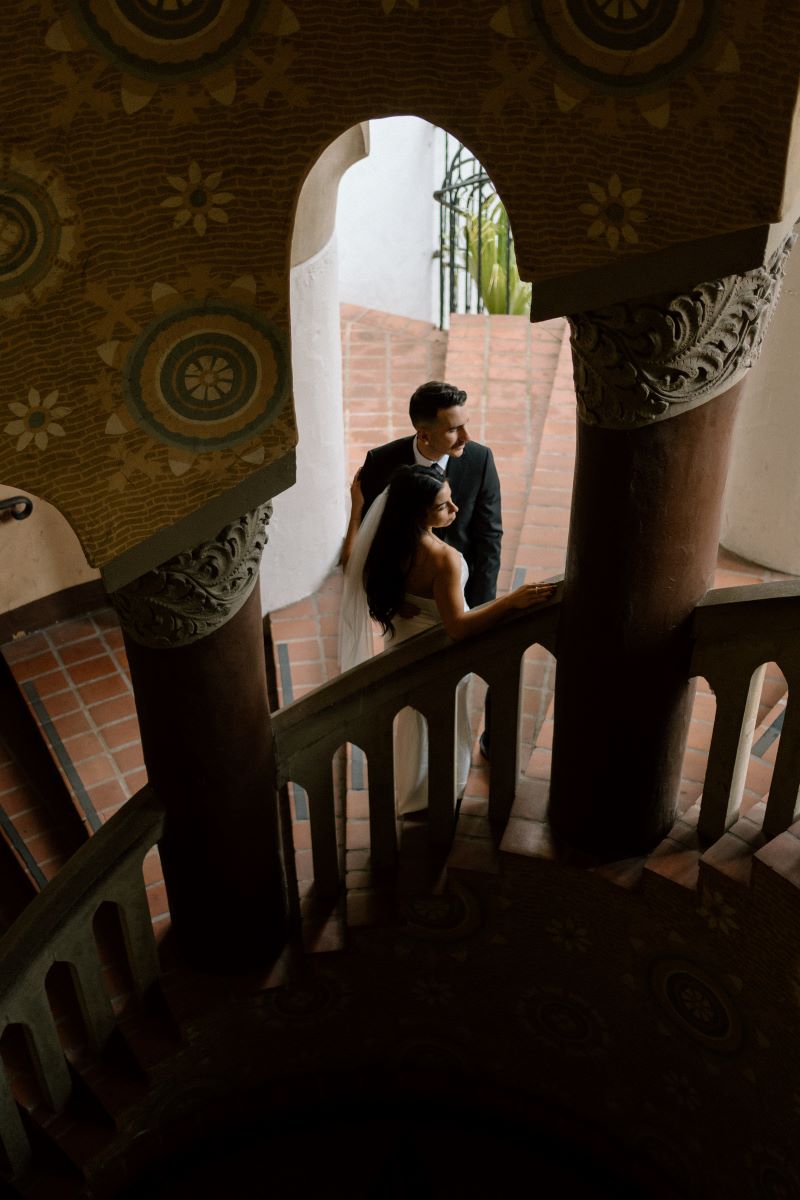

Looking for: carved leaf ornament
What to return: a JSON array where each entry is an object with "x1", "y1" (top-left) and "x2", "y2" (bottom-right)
[
  {"x1": 568, "y1": 233, "x2": 797, "y2": 428},
  {"x1": 111, "y1": 503, "x2": 272, "y2": 648}
]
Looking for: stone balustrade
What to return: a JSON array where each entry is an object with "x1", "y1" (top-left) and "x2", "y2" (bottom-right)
[
  {"x1": 691, "y1": 580, "x2": 800, "y2": 844},
  {"x1": 271, "y1": 595, "x2": 561, "y2": 896},
  {"x1": 0, "y1": 787, "x2": 164, "y2": 1179}
]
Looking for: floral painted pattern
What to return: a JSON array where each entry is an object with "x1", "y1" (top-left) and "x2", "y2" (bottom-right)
[
  {"x1": 697, "y1": 887, "x2": 739, "y2": 935},
  {"x1": 545, "y1": 915, "x2": 589, "y2": 953},
  {"x1": 45, "y1": 1, "x2": 300, "y2": 120},
  {"x1": 580, "y1": 175, "x2": 646, "y2": 249},
  {"x1": 5, "y1": 388, "x2": 69, "y2": 452},
  {"x1": 161, "y1": 162, "x2": 235, "y2": 236}
]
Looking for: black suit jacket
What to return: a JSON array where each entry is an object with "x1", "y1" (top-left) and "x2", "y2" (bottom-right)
[{"x1": 358, "y1": 436, "x2": 502, "y2": 608}]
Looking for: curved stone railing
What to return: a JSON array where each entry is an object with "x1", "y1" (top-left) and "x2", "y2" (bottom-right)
[
  {"x1": 271, "y1": 594, "x2": 561, "y2": 896},
  {"x1": 690, "y1": 580, "x2": 800, "y2": 845},
  {"x1": 0, "y1": 786, "x2": 164, "y2": 1179}
]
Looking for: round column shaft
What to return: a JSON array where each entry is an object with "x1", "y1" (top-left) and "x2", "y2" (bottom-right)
[
  {"x1": 549, "y1": 386, "x2": 740, "y2": 858},
  {"x1": 547, "y1": 236, "x2": 795, "y2": 861},
  {"x1": 112, "y1": 505, "x2": 287, "y2": 972}
]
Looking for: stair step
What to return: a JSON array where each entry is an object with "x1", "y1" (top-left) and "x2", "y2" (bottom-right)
[
  {"x1": 754, "y1": 824, "x2": 800, "y2": 888},
  {"x1": 593, "y1": 856, "x2": 646, "y2": 891},
  {"x1": 642, "y1": 803, "x2": 702, "y2": 891},
  {"x1": 699, "y1": 799, "x2": 766, "y2": 887}
]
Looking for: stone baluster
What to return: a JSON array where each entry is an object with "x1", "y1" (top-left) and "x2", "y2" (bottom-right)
[{"x1": 360, "y1": 722, "x2": 398, "y2": 872}]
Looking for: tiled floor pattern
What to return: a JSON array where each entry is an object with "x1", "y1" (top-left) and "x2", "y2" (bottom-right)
[
  {"x1": 0, "y1": 304, "x2": 796, "y2": 939},
  {"x1": 0, "y1": 612, "x2": 166, "y2": 933}
]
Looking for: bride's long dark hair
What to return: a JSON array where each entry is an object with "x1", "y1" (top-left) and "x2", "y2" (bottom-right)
[{"x1": 364, "y1": 464, "x2": 445, "y2": 636}]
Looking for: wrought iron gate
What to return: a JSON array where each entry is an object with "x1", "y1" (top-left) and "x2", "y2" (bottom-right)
[{"x1": 434, "y1": 133, "x2": 530, "y2": 328}]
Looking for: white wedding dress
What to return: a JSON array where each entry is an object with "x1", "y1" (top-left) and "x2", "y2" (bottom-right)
[{"x1": 339, "y1": 489, "x2": 473, "y2": 813}]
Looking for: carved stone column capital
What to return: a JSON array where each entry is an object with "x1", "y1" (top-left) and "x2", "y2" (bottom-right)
[
  {"x1": 110, "y1": 503, "x2": 272, "y2": 648},
  {"x1": 568, "y1": 234, "x2": 797, "y2": 429}
]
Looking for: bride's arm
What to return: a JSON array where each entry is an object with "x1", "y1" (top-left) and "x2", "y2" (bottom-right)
[
  {"x1": 433, "y1": 552, "x2": 557, "y2": 641},
  {"x1": 340, "y1": 470, "x2": 364, "y2": 570}
]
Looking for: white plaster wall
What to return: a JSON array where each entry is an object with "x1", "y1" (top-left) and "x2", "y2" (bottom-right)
[
  {"x1": 336, "y1": 117, "x2": 442, "y2": 324},
  {"x1": 721, "y1": 239, "x2": 800, "y2": 574},
  {"x1": 260, "y1": 232, "x2": 346, "y2": 612},
  {"x1": 0, "y1": 484, "x2": 99, "y2": 613}
]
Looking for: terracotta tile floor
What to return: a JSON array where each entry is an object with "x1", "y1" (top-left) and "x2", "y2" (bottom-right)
[
  {"x1": 0, "y1": 612, "x2": 165, "y2": 931},
  {"x1": 0, "y1": 303, "x2": 796, "y2": 934}
]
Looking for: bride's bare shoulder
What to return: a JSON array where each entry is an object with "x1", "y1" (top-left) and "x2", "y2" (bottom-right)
[{"x1": 427, "y1": 540, "x2": 460, "y2": 575}]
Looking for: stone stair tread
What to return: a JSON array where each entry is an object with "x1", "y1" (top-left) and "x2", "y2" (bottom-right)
[
  {"x1": 511, "y1": 774, "x2": 548, "y2": 816},
  {"x1": 753, "y1": 827, "x2": 800, "y2": 888},
  {"x1": 499, "y1": 814, "x2": 556, "y2": 860},
  {"x1": 699, "y1": 799, "x2": 766, "y2": 886},
  {"x1": 642, "y1": 804, "x2": 702, "y2": 890},
  {"x1": 593, "y1": 856, "x2": 646, "y2": 891}
]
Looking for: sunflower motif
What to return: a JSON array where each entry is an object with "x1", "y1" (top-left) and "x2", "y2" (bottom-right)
[
  {"x1": 161, "y1": 162, "x2": 235, "y2": 236},
  {"x1": 579, "y1": 174, "x2": 646, "y2": 249},
  {"x1": 663, "y1": 1070, "x2": 701, "y2": 1112},
  {"x1": 411, "y1": 978, "x2": 455, "y2": 1007},
  {"x1": 545, "y1": 915, "x2": 589, "y2": 952},
  {"x1": 92, "y1": 273, "x2": 289, "y2": 483},
  {"x1": 0, "y1": 147, "x2": 81, "y2": 318},
  {"x1": 45, "y1": 0, "x2": 300, "y2": 116},
  {"x1": 697, "y1": 887, "x2": 739, "y2": 935},
  {"x1": 5, "y1": 388, "x2": 70, "y2": 452},
  {"x1": 490, "y1": 0, "x2": 742, "y2": 131}
]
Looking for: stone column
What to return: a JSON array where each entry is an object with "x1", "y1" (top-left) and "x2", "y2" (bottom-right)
[
  {"x1": 110, "y1": 504, "x2": 288, "y2": 973},
  {"x1": 548, "y1": 236, "x2": 796, "y2": 861}
]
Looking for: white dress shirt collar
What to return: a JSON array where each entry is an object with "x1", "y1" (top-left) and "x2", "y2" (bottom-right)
[{"x1": 413, "y1": 438, "x2": 448, "y2": 472}]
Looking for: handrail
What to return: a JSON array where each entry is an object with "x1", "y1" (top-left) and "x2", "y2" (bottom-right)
[
  {"x1": 0, "y1": 786, "x2": 165, "y2": 1179},
  {"x1": 0, "y1": 496, "x2": 33, "y2": 521},
  {"x1": 690, "y1": 580, "x2": 800, "y2": 844},
  {"x1": 271, "y1": 593, "x2": 562, "y2": 893}
]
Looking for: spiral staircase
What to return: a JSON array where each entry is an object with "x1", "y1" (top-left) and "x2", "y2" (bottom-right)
[{"x1": 1, "y1": 312, "x2": 799, "y2": 1199}]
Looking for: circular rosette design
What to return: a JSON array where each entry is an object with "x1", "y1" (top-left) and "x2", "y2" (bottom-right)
[
  {"x1": 267, "y1": 972, "x2": 347, "y2": 1024},
  {"x1": 519, "y1": 985, "x2": 610, "y2": 1057},
  {"x1": 649, "y1": 958, "x2": 742, "y2": 1053},
  {"x1": 401, "y1": 880, "x2": 481, "y2": 942},
  {"x1": 527, "y1": 0, "x2": 716, "y2": 91},
  {"x1": 70, "y1": 0, "x2": 269, "y2": 83},
  {"x1": 746, "y1": 1146, "x2": 800, "y2": 1200},
  {"x1": 0, "y1": 153, "x2": 80, "y2": 318},
  {"x1": 122, "y1": 301, "x2": 288, "y2": 453}
]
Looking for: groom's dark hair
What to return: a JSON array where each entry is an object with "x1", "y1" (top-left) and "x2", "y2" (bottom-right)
[{"x1": 409, "y1": 381, "x2": 467, "y2": 427}]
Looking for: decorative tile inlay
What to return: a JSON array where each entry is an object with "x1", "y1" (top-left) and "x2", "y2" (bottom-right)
[
  {"x1": 5, "y1": 388, "x2": 69, "y2": 453},
  {"x1": 0, "y1": 149, "x2": 81, "y2": 318},
  {"x1": 649, "y1": 957, "x2": 742, "y2": 1053},
  {"x1": 160, "y1": 161, "x2": 235, "y2": 236},
  {"x1": 98, "y1": 274, "x2": 288, "y2": 483},
  {"x1": 579, "y1": 174, "x2": 646, "y2": 250},
  {"x1": 46, "y1": 0, "x2": 300, "y2": 114}
]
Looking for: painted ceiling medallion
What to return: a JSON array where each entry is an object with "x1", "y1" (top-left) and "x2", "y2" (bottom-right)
[
  {"x1": 97, "y1": 274, "x2": 289, "y2": 482},
  {"x1": 649, "y1": 958, "x2": 742, "y2": 1053},
  {"x1": 46, "y1": 0, "x2": 300, "y2": 113},
  {"x1": 0, "y1": 149, "x2": 80, "y2": 318},
  {"x1": 491, "y1": 0, "x2": 739, "y2": 128}
]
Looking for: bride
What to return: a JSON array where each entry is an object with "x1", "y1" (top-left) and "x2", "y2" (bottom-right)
[{"x1": 339, "y1": 464, "x2": 556, "y2": 814}]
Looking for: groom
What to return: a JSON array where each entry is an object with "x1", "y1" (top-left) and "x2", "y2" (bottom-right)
[{"x1": 357, "y1": 380, "x2": 502, "y2": 756}]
